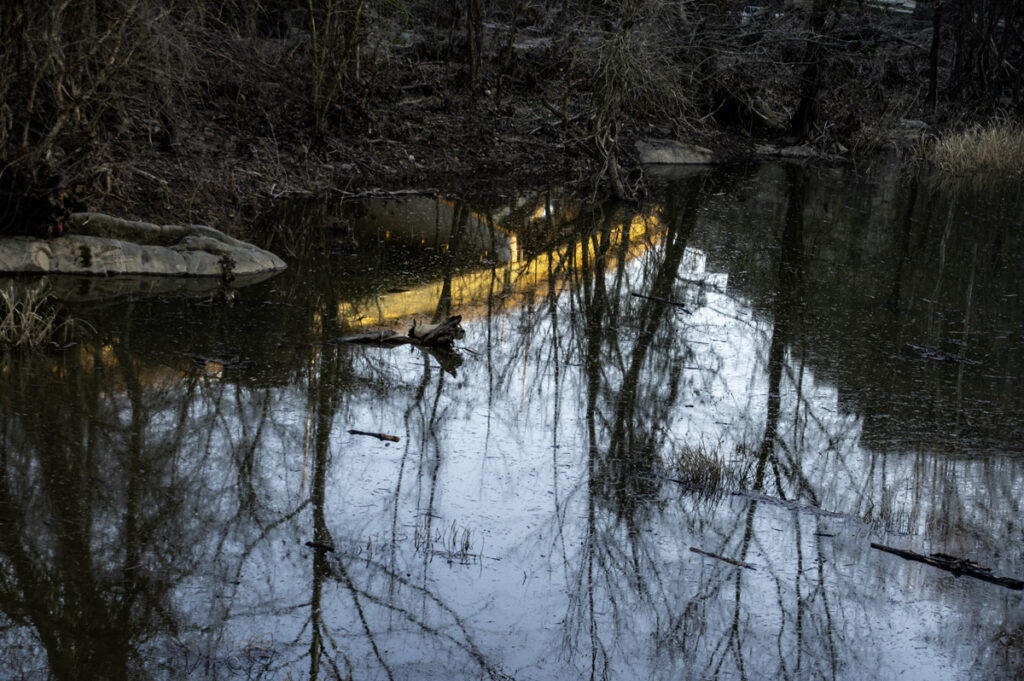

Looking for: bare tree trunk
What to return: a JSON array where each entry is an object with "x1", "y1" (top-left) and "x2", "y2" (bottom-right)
[
  {"x1": 790, "y1": 0, "x2": 840, "y2": 140},
  {"x1": 927, "y1": 0, "x2": 943, "y2": 113},
  {"x1": 466, "y1": 0, "x2": 484, "y2": 84},
  {"x1": 497, "y1": 0, "x2": 523, "y2": 99}
]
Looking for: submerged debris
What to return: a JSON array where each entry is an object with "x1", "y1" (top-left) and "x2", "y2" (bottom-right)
[
  {"x1": 330, "y1": 315, "x2": 466, "y2": 350},
  {"x1": 871, "y1": 543, "x2": 1023, "y2": 590},
  {"x1": 903, "y1": 343, "x2": 981, "y2": 366},
  {"x1": 330, "y1": 330, "x2": 402, "y2": 345}
]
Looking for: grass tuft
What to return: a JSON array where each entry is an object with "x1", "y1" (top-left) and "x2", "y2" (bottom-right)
[
  {"x1": 928, "y1": 116, "x2": 1024, "y2": 174},
  {"x1": 0, "y1": 285, "x2": 78, "y2": 349},
  {"x1": 665, "y1": 440, "x2": 751, "y2": 497},
  {"x1": 413, "y1": 518, "x2": 481, "y2": 565}
]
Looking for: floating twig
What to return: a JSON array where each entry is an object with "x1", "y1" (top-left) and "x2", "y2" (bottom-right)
[
  {"x1": 349, "y1": 429, "x2": 400, "y2": 443},
  {"x1": 631, "y1": 292, "x2": 692, "y2": 313},
  {"x1": 871, "y1": 543, "x2": 1023, "y2": 590},
  {"x1": 903, "y1": 343, "x2": 981, "y2": 366},
  {"x1": 305, "y1": 541, "x2": 335, "y2": 552},
  {"x1": 690, "y1": 546, "x2": 756, "y2": 570}
]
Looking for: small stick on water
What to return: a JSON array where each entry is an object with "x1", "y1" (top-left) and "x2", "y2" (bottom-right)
[
  {"x1": 349, "y1": 429, "x2": 400, "y2": 442},
  {"x1": 631, "y1": 292, "x2": 692, "y2": 313},
  {"x1": 690, "y1": 546, "x2": 756, "y2": 570},
  {"x1": 305, "y1": 541, "x2": 335, "y2": 552}
]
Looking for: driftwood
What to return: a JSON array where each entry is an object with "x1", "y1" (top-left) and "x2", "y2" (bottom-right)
[
  {"x1": 903, "y1": 343, "x2": 981, "y2": 366},
  {"x1": 631, "y1": 292, "x2": 692, "y2": 313},
  {"x1": 689, "y1": 546, "x2": 756, "y2": 570},
  {"x1": 330, "y1": 330, "x2": 404, "y2": 346},
  {"x1": 871, "y1": 543, "x2": 1023, "y2": 590},
  {"x1": 348, "y1": 429, "x2": 400, "y2": 442},
  {"x1": 408, "y1": 315, "x2": 465, "y2": 347},
  {"x1": 330, "y1": 315, "x2": 465, "y2": 350}
]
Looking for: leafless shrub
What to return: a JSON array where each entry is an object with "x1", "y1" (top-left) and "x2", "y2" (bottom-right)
[
  {"x1": 0, "y1": 0, "x2": 194, "y2": 208},
  {"x1": 307, "y1": 0, "x2": 368, "y2": 143},
  {"x1": 567, "y1": 0, "x2": 693, "y2": 197}
]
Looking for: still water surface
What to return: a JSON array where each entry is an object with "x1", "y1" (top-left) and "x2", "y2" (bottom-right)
[{"x1": 1, "y1": 163, "x2": 1022, "y2": 680}]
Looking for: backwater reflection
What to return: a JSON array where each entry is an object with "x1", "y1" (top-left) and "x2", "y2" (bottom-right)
[{"x1": 1, "y1": 162, "x2": 1022, "y2": 680}]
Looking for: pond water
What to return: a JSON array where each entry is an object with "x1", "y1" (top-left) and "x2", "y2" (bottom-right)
[{"x1": 1, "y1": 162, "x2": 1022, "y2": 681}]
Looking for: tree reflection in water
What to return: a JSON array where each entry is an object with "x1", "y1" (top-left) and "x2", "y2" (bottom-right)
[
  {"x1": 0, "y1": 345, "x2": 219, "y2": 679},
  {"x1": 1, "y1": 164, "x2": 1022, "y2": 679}
]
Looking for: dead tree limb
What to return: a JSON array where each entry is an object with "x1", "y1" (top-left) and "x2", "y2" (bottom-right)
[
  {"x1": 330, "y1": 330, "x2": 408, "y2": 346},
  {"x1": 348, "y1": 430, "x2": 400, "y2": 442},
  {"x1": 408, "y1": 315, "x2": 465, "y2": 348},
  {"x1": 870, "y1": 543, "x2": 1023, "y2": 591},
  {"x1": 631, "y1": 292, "x2": 691, "y2": 313},
  {"x1": 903, "y1": 343, "x2": 981, "y2": 366},
  {"x1": 331, "y1": 316, "x2": 465, "y2": 351}
]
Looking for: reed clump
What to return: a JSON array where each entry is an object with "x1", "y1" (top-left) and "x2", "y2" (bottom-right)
[
  {"x1": 0, "y1": 286, "x2": 78, "y2": 349},
  {"x1": 928, "y1": 116, "x2": 1024, "y2": 174},
  {"x1": 666, "y1": 440, "x2": 751, "y2": 496},
  {"x1": 413, "y1": 518, "x2": 481, "y2": 565}
]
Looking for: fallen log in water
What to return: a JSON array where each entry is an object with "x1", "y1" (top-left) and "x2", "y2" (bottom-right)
[
  {"x1": 408, "y1": 315, "x2": 465, "y2": 347},
  {"x1": 870, "y1": 543, "x2": 1023, "y2": 590},
  {"x1": 329, "y1": 330, "x2": 407, "y2": 346},
  {"x1": 329, "y1": 315, "x2": 465, "y2": 350}
]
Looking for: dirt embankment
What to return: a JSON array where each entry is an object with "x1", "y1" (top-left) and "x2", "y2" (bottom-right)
[{"x1": 2, "y1": 1, "x2": 1020, "y2": 240}]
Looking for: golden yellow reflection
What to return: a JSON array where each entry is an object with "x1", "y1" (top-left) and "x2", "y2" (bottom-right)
[
  {"x1": 343, "y1": 210, "x2": 663, "y2": 330},
  {"x1": 202, "y1": 360, "x2": 225, "y2": 380}
]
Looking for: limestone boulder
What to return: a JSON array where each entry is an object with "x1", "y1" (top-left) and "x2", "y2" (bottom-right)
[
  {"x1": 635, "y1": 139, "x2": 716, "y2": 165},
  {"x1": 0, "y1": 212, "x2": 286, "y2": 276}
]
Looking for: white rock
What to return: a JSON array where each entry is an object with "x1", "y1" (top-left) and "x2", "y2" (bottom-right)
[
  {"x1": 0, "y1": 212, "x2": 286, "y2": 276},
  {"x1": 635, "y1": 139, "x2": 716, "y2": 165}
]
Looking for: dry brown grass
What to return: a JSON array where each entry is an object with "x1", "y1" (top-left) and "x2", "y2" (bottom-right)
[
  {"x1": 0, "y1": 286, "x2": 79, "y2": 349},
  {"x1": 928, "y1": 116, "x2": 1024, "y2": 174},
  {"x1": 665, "y1": 440, "x2": 752, "y2": 496}
]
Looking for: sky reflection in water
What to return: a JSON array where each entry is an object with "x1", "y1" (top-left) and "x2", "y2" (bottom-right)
[{"x1": 1, "y1": 163, "x2": 1022, "y2": 681}]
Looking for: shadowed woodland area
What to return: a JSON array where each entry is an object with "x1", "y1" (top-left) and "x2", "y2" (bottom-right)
[{"x1": 1, "y1": 0, "x2": 1023, "y2": 234}]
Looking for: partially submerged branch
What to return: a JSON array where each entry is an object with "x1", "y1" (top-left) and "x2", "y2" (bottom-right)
[
  {"x1": 330, "y1": 315, "x2": 466, "y2": 351},
  {"x1": 871, "y1": 543, "x2": 1023, "y2": 591}
]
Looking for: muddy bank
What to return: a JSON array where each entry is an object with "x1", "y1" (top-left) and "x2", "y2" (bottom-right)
[{"x1": 2, "y1": 1, "x2": 1020, "y2": 241}]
